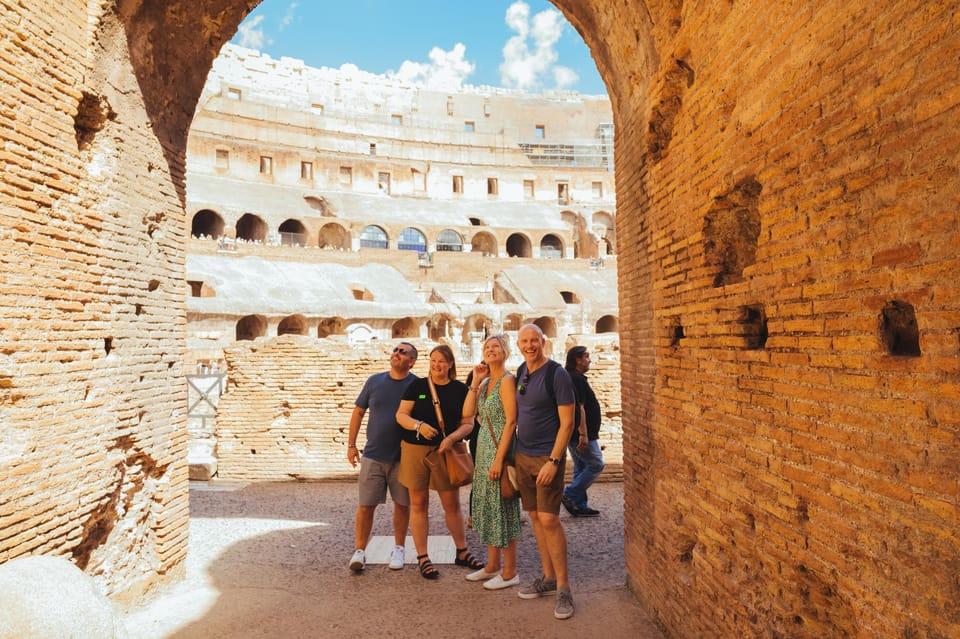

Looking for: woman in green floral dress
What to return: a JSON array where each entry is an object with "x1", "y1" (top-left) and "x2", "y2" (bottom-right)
[{"x1": 460, "y1": 335, "x2": 522, "y2": 590}]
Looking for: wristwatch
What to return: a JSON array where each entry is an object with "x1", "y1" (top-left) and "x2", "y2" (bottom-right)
[{"x1": 548, "y1": 457, "x2": 561, "y2": 466}]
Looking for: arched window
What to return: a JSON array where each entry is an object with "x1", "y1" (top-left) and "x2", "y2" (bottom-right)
[
  {"x1": 596, "y1": 315, "x2": 619, "y2": 333},
  {"x1": 392, "y1": 317, "x2": 418, "y2": 338},
  {"x1": 236, "y1": 213, "x2": 267, "y2": 243},
  {"x1": 471, "y1": 231, "x2": 497, "y2": 256},
  {"x1": 278, "y1": 219, "x2": 307, "y2": 247},
  {"x1": 278, "y1": 314, "x2": 307, "y2": 335},
  {"x1": 191, "y1": 209, "x2": 225, "y2": 238},
  {"x1": 398, "y1": 227, "x2": 427, "y2": 252},
  {"x1": 360, "y1": 225, "x2": 388, "y2": 249},
  {"x1": 540, "y1": 234, "x2": 563, "y2": 259},
  {"x1": 236, "y1": 315, "x2": 267, "y2": 341},
  {"x1": 318, "y1": 223, "x2": 350, "y2": 250},
  {"x1": 506, "y1": 233, "x2": 531, "y2": 258},
  {"x1": 436, "y1": 229, "x2": 463, "y2": 252}
]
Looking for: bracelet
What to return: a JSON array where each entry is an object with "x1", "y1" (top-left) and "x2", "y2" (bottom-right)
[
  {"x1": 348, "y1": 444, "x2": 357, "y2": 449},
  {"x1": 469, "y1": 386, "x2": 480, "y2": 392},
  {"x1": 415, "y1": 420, "x2": 422, "y2": 440}
]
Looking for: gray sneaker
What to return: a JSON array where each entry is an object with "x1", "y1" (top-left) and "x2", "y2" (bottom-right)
[
  {"x1": 517, "y1": 575, "x2": 558, "y2": 599},
  {"x1": 554, "y1": 589, "x2": 575, "y2": 619}
]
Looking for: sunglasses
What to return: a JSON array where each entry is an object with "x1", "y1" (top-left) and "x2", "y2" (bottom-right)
[
  {"x1": 393, "y1": 346, "x2": 409, "y2": 355},
  {"x1": 517, "y1": 373, "x2": 530, "y2": 395}
]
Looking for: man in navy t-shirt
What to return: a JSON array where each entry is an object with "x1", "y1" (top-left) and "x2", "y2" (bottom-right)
[
  {"x1": 346, "y1": 342, "x2": 418, "y2": 572},
  {"x1": 513, "y1": 324, "x2": 577, "y2": 620}
]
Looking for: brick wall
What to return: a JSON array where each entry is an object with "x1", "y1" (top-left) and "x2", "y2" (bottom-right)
[
  {"x1": 564, "y1": 0, "x2": 960, "y2": 636},
  {"x1": 2, "y1": 1, "x2": 958, "y2": 635},
  {"x1": 215, "y1": 336, "x2": 624, "y2": 481}
]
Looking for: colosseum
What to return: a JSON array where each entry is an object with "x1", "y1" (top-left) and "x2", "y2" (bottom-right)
[
  {"x1": 182, "y1": 43, "x2": 622, "y2": 482},
  {"x1": 2, "y1": 2, "x2": 958, "y2": 638}
]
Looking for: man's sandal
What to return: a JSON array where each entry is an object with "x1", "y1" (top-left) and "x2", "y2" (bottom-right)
[
  {"x1": 454, "y1": 547, "x2": 485, "y2": 570},
  {"x1": 417, "y1": 553, "x2": 440, "y2": 580}
]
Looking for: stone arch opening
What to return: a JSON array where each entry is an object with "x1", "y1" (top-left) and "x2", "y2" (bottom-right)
[
  {"x1": 278, "y1": 219, "x2": 307, "y2": 247},
  {"x1": 540, "y1": 233, "x2": 563, "y2": 259},
  {"x1": 191, "y1": 209, "x2": 225, "y2": 238},
  {"x1": 360, "y1": 224, "x2": 388, "y2": 249},
  {"x1": 398, "y1": 226, "x2": 427, "y2": 252},
  {"x1": 436, "y1": 229, "x2": 463, "y2": 252},
  {"x1": 318, "y1": 222, "x2": 350, "y2": 250},
  {"x1": 506, "y1": 233, "x2": 531, "y2": 258},
  {"x1": 596, "y1": 314, "x2": 618, "y2": 333},
  {"x1": 236, "y1": 314, "x2": 267, "y2": 341},
  {"x1": 391, "y1": 317, "x2": 418, "y2": 338},
  {"x1": 317, "y1": 316, "x2": 345, "y2": 338},
  {"x1": 277, "y1": 314, "x2": 307, "y2": 336},
  {"x1": 471, "y1": 231, "x2": 497, "y2": 256},
  {"x1": 236, "y1": 213, "x2": 267, "y2": 243}
]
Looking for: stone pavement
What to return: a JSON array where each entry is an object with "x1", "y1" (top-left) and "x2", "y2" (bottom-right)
[{"x1": 122, "y1": 480, "x2": 665, "y2": 639}]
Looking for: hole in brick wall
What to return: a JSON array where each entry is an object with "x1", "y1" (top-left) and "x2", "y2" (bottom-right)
[
  {"x1": 135, "y1": 304, "x2": 144, "y2": 315},
  {"x1": 704, "y1": 177, "x2": 762, "y2": 287},
  {"x1": 881, "y1": 300, "x2": 920, "y2": 356},
  {"x1": 741, "y1": 304, "x2": 768, "y2": 350},
  {"x1": 104, "y1": 337, "x2": 113, "y2": 355},
  {"x1": 646, "y1": 57, "x2": 695, "y2": 161},
  {"x1": 74, "y1": 91, "x2": 115, "y2": 151},
  {"x1": 669, "y1": 318, "x2": 685, "y2": 347},
  {"x1": 147, "y1": 279, "x2": 160, "y2": 292}
]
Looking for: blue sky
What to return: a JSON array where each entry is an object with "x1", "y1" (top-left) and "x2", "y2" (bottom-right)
[{"x1": 231, "y1": 1, "x2": 606, "y2": 95}]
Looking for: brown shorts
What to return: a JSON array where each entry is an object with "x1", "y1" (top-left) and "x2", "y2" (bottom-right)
[
  {"x1": 515, "y1": 452, "x2": 565, "y2": 514},
  {"x1": 399, "y1": 441, "x2": 457, "y2": 492}
]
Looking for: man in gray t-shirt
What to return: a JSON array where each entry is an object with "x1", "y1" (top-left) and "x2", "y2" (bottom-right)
[{"x1": 346, "y1": 342, "x2": 418, "y2": 572}]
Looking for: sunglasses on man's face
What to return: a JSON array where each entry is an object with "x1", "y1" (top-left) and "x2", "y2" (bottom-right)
[{"x1": 393, "y1": 346, "x2": 409, "y2": 355}]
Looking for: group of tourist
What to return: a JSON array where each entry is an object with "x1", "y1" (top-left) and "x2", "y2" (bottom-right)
[{"x1": 345, "y1": 324, "x2": 605, "y2": 621}]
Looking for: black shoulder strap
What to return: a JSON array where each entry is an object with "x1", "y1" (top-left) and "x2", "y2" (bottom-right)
[{"x1": 517, "y1": 359, "x2": 560, "y2": 403}]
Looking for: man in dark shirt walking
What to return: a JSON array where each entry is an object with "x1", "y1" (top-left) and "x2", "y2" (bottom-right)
[{"x1": 562, "y1": 346, "x2": 605, "y2": 517}]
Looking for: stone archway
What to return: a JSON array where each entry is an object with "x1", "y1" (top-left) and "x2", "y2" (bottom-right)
[{"x1": 3, "y1": 3, "x2": 959, "y2": 638}]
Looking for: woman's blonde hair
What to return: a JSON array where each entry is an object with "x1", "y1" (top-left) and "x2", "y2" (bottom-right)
[{"x1": 483, "y1": 334, "x2": 511, "y2": 361}]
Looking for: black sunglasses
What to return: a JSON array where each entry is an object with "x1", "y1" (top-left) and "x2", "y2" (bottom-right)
[
  {"x1": 393, "y1": 346, "x2": 408, "y2": 355},
  {"x1": 517, "y1": 373, "x2": 530, "y2": 395}
]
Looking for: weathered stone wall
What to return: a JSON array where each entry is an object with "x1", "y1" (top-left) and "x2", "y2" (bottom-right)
[
  {"x1": 2, "y1": 1, "x2": 958, "y2": 636},
  {"x1": 215, "y1": 336, "x2": 623, "y2": 481}
]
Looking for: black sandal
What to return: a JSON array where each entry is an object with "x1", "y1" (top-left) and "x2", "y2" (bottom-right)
[
  {"x1": 455, "y1": 547, "x2": 485, "y2": 570},
  {"x1": 417, "y1": 553, "x2": 439, "y2": 580}
]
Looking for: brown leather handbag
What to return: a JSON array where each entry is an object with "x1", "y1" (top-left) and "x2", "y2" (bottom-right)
[{"x1": 426, "y1": 377, "x2": 473, "y2": 487}]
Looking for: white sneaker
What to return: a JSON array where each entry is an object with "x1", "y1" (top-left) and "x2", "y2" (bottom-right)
[
  {"x1": 484, "y1": 573, "x2": 520, "y2": 590},
  {"x1": 389, "y1": 545, "x2": 405, "y2": 570},
  {"x1": 349, "y1": 549, "x2": 365, "y2": 572},
  {"x1": 465, "y1": 568, "x2": 499, "y2": 582}
]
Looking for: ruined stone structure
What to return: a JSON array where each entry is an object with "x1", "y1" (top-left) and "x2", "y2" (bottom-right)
[
  {"x1": 2, "y1": 2, "x2": 958, "y2": 637},
  {"x1": 182, "y1": 44, "x2": 620, "y2": 481}
]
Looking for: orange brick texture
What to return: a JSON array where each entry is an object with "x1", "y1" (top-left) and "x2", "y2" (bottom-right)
[
  {"x1": 215, "y1": 337, "x2": 624, "y2": 482},
  {"x1": 1, "y1": 1, "x2": 958, "y2": 636}
]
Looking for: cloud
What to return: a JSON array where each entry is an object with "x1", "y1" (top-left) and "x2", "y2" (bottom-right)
[
  {"x1": 234, "y1": 14, "x2": 270, "y2": 50},
  {"x1": 388, "y1": 43, "x2": 477, "y2": 90},
  {"x1": 499, "y1": 1, "x2": 571, "y2": 91},
  {"x1": 279, "y1": 2, "x2": 298, "y2": 30}
]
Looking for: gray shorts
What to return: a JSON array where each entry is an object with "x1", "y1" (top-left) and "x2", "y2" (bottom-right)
[{"x1": 358, "y1": 456, "x2": 410, "y2": 507}]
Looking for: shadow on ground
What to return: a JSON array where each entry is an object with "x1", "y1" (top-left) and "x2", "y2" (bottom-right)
[{"x1": 122, "y1": 481, "x2": 664, "y2": 639}]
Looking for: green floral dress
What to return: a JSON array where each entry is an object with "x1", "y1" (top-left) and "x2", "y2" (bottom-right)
[{"x1": 471, "y1": 375, "x2": 521, "y2": 548}]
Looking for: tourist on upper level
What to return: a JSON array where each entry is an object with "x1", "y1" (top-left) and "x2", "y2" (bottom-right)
[
  {"x1": 346, "y1": 342, "x2": 418, "y2": 573},
  {"x1": 395, "y1": 344, "x2": 484, "y2": 579},
  {"x1": 513, "y1": 324, "x2": 578, "y2": 620},
  {"x1": 460, "y1": 335, "x2": 522, "y2": 590},
  {"x1": 562, "y1": 346, "x2": 605, "y2": 518}
]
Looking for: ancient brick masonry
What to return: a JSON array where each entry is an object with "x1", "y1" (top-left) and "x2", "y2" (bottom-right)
[
  {"x1": 215, "y1": 336, "x2": 624, "y2": 481},
  {"x1": 2, "y1": 1, "x2": 959, "y2": 637}
]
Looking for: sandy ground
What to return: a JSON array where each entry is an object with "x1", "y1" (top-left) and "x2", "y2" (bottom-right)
[{"x1": 121, "y1": 480, "x2": 665, "y2": 639}]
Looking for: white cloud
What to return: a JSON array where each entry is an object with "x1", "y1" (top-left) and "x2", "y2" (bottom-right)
[
  {"x1": 235, "y1": 15, "x2": 270, "y2": 50},
  {"x1": 280, "y1": 2, "x2": 298, "y2": 30},
  {"x1": 499, "y1": 1, "x2": 570, "y2": 91},
  {"x1": 388, "y1": 43, "x2": 476, "y2": 90}
]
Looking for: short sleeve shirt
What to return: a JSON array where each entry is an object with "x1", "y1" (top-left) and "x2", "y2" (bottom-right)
[
  {"x1": 400, "y1": 377, "x2": 469, "y2": 446},
  {"x1": 355, "y1": 371, "x2": 417, "y2": 462},
  {"x1": 515, "y1": 361, "x2": 576, "y2": 457}
]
